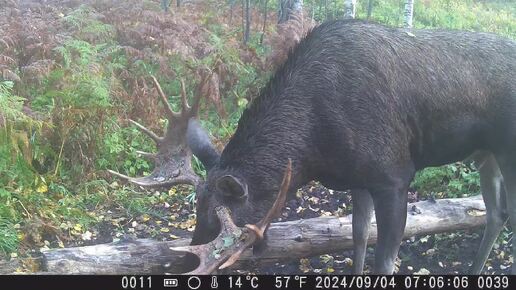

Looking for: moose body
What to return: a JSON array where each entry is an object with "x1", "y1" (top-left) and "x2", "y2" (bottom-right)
[
  {"x1": 186, "y1": 20, "x2": 516, "y2": 274},
  {"x1": 112, "y1": 20, "x2": 515, "y2": 273}
]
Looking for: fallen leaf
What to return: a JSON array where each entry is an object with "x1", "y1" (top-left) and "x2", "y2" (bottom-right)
[
  {"x1": 299, "y1": 258, "x2": 311, "y2": 273},
  {"x1": 81, "y1": 231, "x2": 93, "y2": 241},
  {"x1": 142, "y1": 214, "x2": 151, "y2": 222},
  {"x1": 414, "y1": 268, "x2": 430, "y2": 275}
]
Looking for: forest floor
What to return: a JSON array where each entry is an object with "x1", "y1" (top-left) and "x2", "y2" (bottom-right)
[{"x1": 29, "y1": 182, "x2": 512, "y2": 275}]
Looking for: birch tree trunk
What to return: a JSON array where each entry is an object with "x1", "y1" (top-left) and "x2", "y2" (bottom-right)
[
  {"x1": 403, "y1": 0, "x2": 415, "y2": 28},
  {"x1": 344, "y1": 0, "x2": 357, "y2": 19}
]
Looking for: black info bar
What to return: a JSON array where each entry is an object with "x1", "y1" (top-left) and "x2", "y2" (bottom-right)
[{"x1": 0, "y1": 275, "x2": 512, "y2": 290}]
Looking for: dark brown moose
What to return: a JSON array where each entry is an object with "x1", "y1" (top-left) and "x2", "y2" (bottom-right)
[{"x1": 111, "y1": 20, "x2": 516, "y2": 274}]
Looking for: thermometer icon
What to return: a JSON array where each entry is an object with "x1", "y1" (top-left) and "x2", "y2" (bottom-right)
[{"x1": 211, "y1": 276, "x2": 219, "y2": 288}]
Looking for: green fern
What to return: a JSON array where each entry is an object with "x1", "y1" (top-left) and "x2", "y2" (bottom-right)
[{"x1": 0, "y1": 81, "x2": 28, "y2": 124}]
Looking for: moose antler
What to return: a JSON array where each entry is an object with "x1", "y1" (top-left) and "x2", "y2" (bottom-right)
[
  {"x1": 108, "y1": 74, "x2": 207, "y2": 188},
  {"x1": 171, "y1": 159, "x2": 292, "y2": 274}
]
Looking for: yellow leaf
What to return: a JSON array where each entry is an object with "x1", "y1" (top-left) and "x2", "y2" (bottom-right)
[
  {"x1": 169, "y1": 234, "x2": 179, "y2": 239},
  {"x1": 73, "y1": 224, "x2": 82, "y2": 231},
  {"x1": 160, "y1": 228, "x2": 170, "y2": 233},
  {"x1": 299, "y1": 258, "x2": 311, "y2": 273},
  {"x1": 36, "y1": 183, "x2": 48, "y2": 193},
  {"x1": 326, "y1": 267, "x2": 335, "y2": 273}
]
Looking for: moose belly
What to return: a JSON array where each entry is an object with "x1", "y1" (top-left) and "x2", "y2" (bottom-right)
[{"x1": 414, "y1": 118, "x2": 493, "y2": 169}]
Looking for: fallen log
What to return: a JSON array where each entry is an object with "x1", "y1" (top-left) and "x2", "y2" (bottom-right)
[{"x1": 2, "y1": 196, "x2": 486, "y2": 274}]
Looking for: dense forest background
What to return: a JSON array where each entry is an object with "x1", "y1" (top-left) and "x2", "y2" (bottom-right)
[{"x1": 0, "y1": 0, "x2": 515, "y2": 274}]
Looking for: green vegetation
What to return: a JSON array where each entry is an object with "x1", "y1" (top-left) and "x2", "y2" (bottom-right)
[{"x1": 0, "y1": 0, "x2": 514, "y2": 258}]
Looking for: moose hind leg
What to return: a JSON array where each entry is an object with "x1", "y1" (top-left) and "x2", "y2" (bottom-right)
[
  {"x1": 471, "y1": 152, "x2": 507, "y2": 274},
  {"x1": 370, "y1": 179, "x2": 411, "y2": 274},
  {"x1": 495, "y1": 153, "x2": 516, "y2": 274},
  {"x1": 352, "y1": 189, "x2": 374, "y2": 274}
]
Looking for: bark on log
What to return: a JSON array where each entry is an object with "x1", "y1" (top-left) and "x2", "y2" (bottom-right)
[{"x1": 2, "y1": 196, "x2": 486, "y2": 274}]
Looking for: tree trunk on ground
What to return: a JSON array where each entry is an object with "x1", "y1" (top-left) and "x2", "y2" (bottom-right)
[
  {"x1": 404, "y1": 0, "x2": 415, "y2": 28},
  {"x1": 344, "y1": 0, "x2": 357, "y2": 19},
  {"x1": 0, "y1": 196, "x2": 487, "y2": 274}
]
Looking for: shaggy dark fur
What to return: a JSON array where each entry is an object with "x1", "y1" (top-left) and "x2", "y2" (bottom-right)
[{"x1": 188, "y1": 20, "x2": 515, "y2": 272}]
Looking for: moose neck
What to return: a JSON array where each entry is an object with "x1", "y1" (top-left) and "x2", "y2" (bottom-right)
[{"x1": 218, "y1": 89, "x2": 316, "y2": 196}]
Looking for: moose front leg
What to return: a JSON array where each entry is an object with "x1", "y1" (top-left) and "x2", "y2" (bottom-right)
[
  {"x1": 370, "y1": 181, "x2": 410, "y2": 274},
  {"x1": 352, "y1": 190, "x2": 374, "y2": 274}
]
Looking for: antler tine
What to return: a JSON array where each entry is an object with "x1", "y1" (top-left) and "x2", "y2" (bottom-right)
[
  {"x1": 107, "y1": 168, "x2": 200, "y2": 188},
  {"x1": 129, "y1": 119, "x2": 162, "y2": 144},
  {"x1": 255, "y1": 158, "x2": 292, "y2": 233},
  {"x1": 179, "y1": 79, "x2": 190, "y2": 113},
  {"x1": 107, "y1": 169, "x2": 132, "y2": 181},
  {"x1": 150, "y1": 75, "x2": 180, "y2": 120},
  {"x1": 188, "y1": 70, "x2": 209, "y2": 117},
  {"x1": 135, "y1": 150, "x2": 156, "y2": 161}
]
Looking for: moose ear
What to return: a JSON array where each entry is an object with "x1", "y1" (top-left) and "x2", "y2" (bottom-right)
[
  {"x1": 187, "y1": 118, "x2": 220, "y2": 171},
  {"x1": 216, "y1": 175, "x2": 248, "y2": 199}
]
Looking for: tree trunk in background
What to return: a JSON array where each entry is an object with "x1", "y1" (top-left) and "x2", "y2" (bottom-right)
[
  {"x1": 160, "y1": 0, "x2": 170, "y2": 12},
  {"x1": 241, "y1": 0, "x2": 245, "y2": 41},
  {"x1": 229, "y1": 0, "x2": 235, "y2": 24},
  {"x1": 260, "y1": 0, "x2": 269, "y2": 44},
  {"x1": 310, "y1": 0, "x2": 315, "y2": 19},
  {"x1": 367, "y1": 0, "x2": 373, "y2": 19},
  {"x1": 324, "y1": 0, "x2": 328, "y2": 19},
  {"x1": 278, "y1": 0, "x2": 304, "y2": 24},
  {"x1": 318, "y1": 0, "x2": 321, "y2": 20},
  {"x1": 344, "y1": 0, "x2": 357, "y2": 19},
  {"x1": 176, "y1": 0, "x2": 180, "y2": 8},
  {"x1": 404, "y1": 0, "x2": 415, "y2": 28},
  {"x1": 243, "y1": 0, "x2": 251, "y2": 44},
  {"x1": 332, "y1": 0, "x2": 337, "y2": 20}
]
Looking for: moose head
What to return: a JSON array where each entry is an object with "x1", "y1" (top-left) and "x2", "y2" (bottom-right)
[{"x1": 109, "y1": 72, "x2": 291, "y2": 274}]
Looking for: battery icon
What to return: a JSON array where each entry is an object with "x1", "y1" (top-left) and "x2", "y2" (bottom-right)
[{"x1": 164, "y1": 278, "x2": 178, "y2": 287}]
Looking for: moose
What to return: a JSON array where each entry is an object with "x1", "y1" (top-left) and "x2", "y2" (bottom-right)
[{"x1": 110, "y1": 20, "x2": 516, "y2": 274}]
